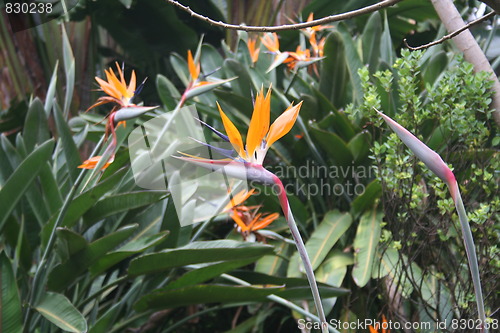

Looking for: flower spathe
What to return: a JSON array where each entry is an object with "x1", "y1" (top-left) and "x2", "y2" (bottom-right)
[{"x1": 80, "y1": 64, "x2": 157, "y2": 169}]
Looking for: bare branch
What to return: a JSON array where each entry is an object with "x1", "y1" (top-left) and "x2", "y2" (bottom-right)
[
  {"x1": 165, "y1": 0, "x2": 403, "y2": 32},
  {"x1": 404, "y1": 11, "x2": 496, "y2": 51}
]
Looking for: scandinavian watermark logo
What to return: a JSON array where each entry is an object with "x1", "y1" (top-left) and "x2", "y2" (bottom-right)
[{"x1": 128, "y1": 106, "x2": 249, "y2": 227}]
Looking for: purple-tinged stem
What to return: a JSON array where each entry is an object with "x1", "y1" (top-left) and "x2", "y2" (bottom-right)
[{"x1": 272, "y1": 174, "x2": 328, "y2": 333}]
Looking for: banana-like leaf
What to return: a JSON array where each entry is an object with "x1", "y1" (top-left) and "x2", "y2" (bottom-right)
[
  {"x1": 35, "y1": 292, "x2": 87, "y2": 333},
  {"x1": 0, "y1": 252, "x2": 22, "y2": 333},
  {"x1": 352, "y1": 207, "x2": 383, "y2": 287}
]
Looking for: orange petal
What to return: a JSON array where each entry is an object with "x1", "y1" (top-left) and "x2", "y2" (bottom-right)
[
  {"x1": 231, "y1": 212, "x2": 250, "y2": 232},
  {"x1": 187, "y1": 50, "x2": 200, "y2": 82},
  {"x1": 217, "y1": 102, "x2": 246, "y2": 159},
  {"x1": 78, "y1": 156, "x2": 113, "y2": 169},
  {"x1": 223, "y1": 189, "x2": 256, "y2": 212},
  {"x1": 246, "y1": 87, "x2": 271, "y2": 158},
  {"x1": 251, "y1": 212, "x2": 279, "y2": 231},
  {"x1": 368, "y1": 325, "x2": 378, "y2": 333},
  {"x1": 96, "y1": 76, "x2": 121, "y2": 100},
  {"x1": 127, "y1": 70, "x2": 136, "y2": 98},
  {"x1": 266, "y1": 101, "x2": 303, "y2": 147},
  {"x1": 261, "y1": 33, "x2": 280, "y2": 53}
]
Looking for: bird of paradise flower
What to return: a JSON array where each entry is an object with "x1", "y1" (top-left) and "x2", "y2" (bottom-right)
[
  {"x1": 79, "y1": 62, "x2": 157, "y2": 169},
  {"x1": 176, "y1": 87, "x2": 330, "y2": 331}
]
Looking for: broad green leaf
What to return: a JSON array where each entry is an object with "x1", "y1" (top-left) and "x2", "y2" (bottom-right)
[
  {"x1": 170, "y1": 53, "x2": 189, "y2": 86},
  {"x1": 0, "y1": 252, "x2": 22, "y2": 333},
  {"x1": 134, "y1": 284, "x2": 283, "y2": 312},
  {"x1": 89, "y1": 232, "x2": 169, "y2": 276},
  {"x1": 350, "y1": 180, "x2": 382, "y2": 218},
  {"x1": 41, "y1": 169, "x2": 128, "y2": 247},
  {"x1": 48, "y1": 225, "x2": 138, "y2": 291},
  {"x1": 83, "y1": 191, "x2": 167, "y2": 227},
  {"x1": 380, "y1": 13, "x2": 394, "y2": 65},
  {"x1": 44, "y1": 61, "x2": 58, "y2": 116},
  {"x1": 352, "y1": 207, "x2": 383, "y2": 287},
  {"x1": 319, "y1": 31, "x2": 348, "y2": 108},
  {"x1": 166, "y1": 258, "x2": 260, "y2": 290},
  {"x1": 23, "y1": 98, "x2": 50, "y2": 152},
  {"x1": 53, "y1": 103, "x2": 80, "y2": 182},
  {"x1": 61, "y1": 25, "x2": 75, "y2": 117},
  {"x1": 223, "y1": 59, "x2": 252, "y2": 96},
  {"x1": 156, "y1": 74, "x2": 181, "y2": 110},
  {"x1": 337, "y1": 24, "x2": 364, "y2": 105},
  {"x1": 422, "y1": 51, "x2": 448, "y2": 87},
  {"x1": 309, "y1": 123, "x2": 354, "y2": 168},
  {"x1": 347, "y1": 131, "x2": 372, "y2": 163},
  {"x1": 0, "y1": 139, "x2": 54, "y2": 232},
  {"x1": 128, "y1": 240, "x2": 274, "y2": 276},
  {"x1": 231, "y1": 271, "x2": 349, "y2": 300},
  {"x1": 55, "y1": 228, "x2": 88, "y2": 260},
  {"x1": 288, "y1": 211, "x2": 352, "y2": 277},
  {"x1": 316, "y1": 251, "x2": 354, "y2": 288},
  {"x1": 255, "y1": 242, "x2": 290, "y2": 276},
  {"x1": 35, "y1": 292, "x2": 87, "y2": 333},
  {"x1": 361, "y1": 12, "x2": 382, "y2": 70}
]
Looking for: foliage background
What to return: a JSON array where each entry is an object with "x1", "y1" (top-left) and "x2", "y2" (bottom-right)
[{"x1": 0, "y1": 0, "x2": 498, "y2": 332}]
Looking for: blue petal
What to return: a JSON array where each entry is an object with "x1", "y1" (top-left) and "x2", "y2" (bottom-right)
[{"x1": 195, "y1": 118, "x2": 229, "y2": 142}]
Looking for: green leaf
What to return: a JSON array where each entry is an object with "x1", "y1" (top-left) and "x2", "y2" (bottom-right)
[
  {"x1": 337, "y1": 24, "x2": 364, "y2": 105},
  {"x1": 23, "y1": 98, "x2": 50, "y2": 152},
  {"x1": 350, "y1": 180, "x2": 382, "y2": 218},
  {"x1": 53, "y1": 103, "x2": 81, "y2": 182},
  {"x1": 352, "y1": 207, "x2": 383, "y2": 287},
  {"x1": 83, "y1": 191, "x2": 167, "y2": 227},
  {"x1": 288, "y1": 210, "x2": 352, "y2": 277},
  {"x1": 156, "y1": 74, "x2": 181, "y2": 110},
  {"x1": 361, "y1": 12, "x2": 382, "y2": 70},
  {"x1": 0, "y1": 139, "x2": 54, "y2": 232},
  {"x1": 309, "y1": 122, "x2": 354, "y2": 168},
  {"x1": 35, "y1": 292, "x2": 87, "y2": 333},
  {"x1": 347, "y1": 131, "x2": 372, "y2": 163},
  {"x1": 128, "y1": 240, "x2": 274, "y2": 276},
  {"x1": 134, "y1": 284, "x2": 283, "y2": 312},
  {"x1": 48, "y1": 225, "x2": 138, "y2": 291},
  {"x1": 422, "y1": 51, "x2": 448, "y2": 87},
  {"x1": 316, "y1": 251, "x2": 354, "y2": 287},
  {"x1": 89, "y1": 232, "x2": 169, "y2": 276},
  {"x1": 44, "y1": 61, "x2": 58, "y2": 116},
  {"x1": 41, "y1": 169, "x2": 128, "y2": 247},
  {"x1": 166, "y1": 258, "x2": 260, "y2": 290},
  {"x1": 61, "y1": 25, "x2": 75, "y2": 117},
  {"x1": 231, "y1": 271, "x2": 349, "y2": 299},
  {"x1": 0, "y1": 252, "x2": 22, "y2": 333},
  {"x1": 319, "y1": 31, "x2": 348, "y2": 108}
]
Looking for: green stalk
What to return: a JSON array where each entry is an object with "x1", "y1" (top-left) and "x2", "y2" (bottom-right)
[
  {"x1": 221, "y1": 274, "x2": 339, "y2": 333},
  {"x1": 451, "y1": 183, "x2": 487, "y2": 332},
  {"x1": 272, "y1": 175, "x2": 329, "y2": 333}
]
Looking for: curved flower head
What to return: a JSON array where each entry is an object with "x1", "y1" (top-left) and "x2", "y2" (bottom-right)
[
  {"x1": 88, "y1": 62, "x2": 139, "y2": 111},
  {"x1": 217, "y1": 87, "x2": 302, "y2": 164},
  {"x1": 183, "y1": 50, "x2": 237, "y2": 102},
  {"x1": 247, "y1": 36, "x2": 260, "y2": 64},
  {"x1": 230, "y1": 200, "x2": 279, "y2": 240},
  {"x1": 261, "y1": 33, "x2": 281, "y2": 53}
]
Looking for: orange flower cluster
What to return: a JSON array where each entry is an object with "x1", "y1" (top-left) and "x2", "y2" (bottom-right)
[{"x1": 247, "y1": 13, "x2": 331, "y2": 71}]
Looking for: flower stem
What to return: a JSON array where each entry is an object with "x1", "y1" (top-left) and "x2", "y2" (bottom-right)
[
  {"x1": 451, "y1": 182, "x2": 487, "y2": 332},
  {"x1": 272, "y1": 175, "x2": 328, "y2": 333}
]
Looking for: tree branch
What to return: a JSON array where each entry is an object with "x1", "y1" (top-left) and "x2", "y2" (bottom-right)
[
  {"x1": 404, "y1": 11, "x2": 496, "y2": 51},
  {"x1": 165, "y1": 0, "x2": 403, "y2": 32}
]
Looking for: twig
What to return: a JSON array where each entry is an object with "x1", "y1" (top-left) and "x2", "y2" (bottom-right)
[
  {"x1": 165, "y1": 0, "x2": 403, "y2": 32},
  {"x1": 404, "y1": 11, "x2": 496, "y2": 51}
]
